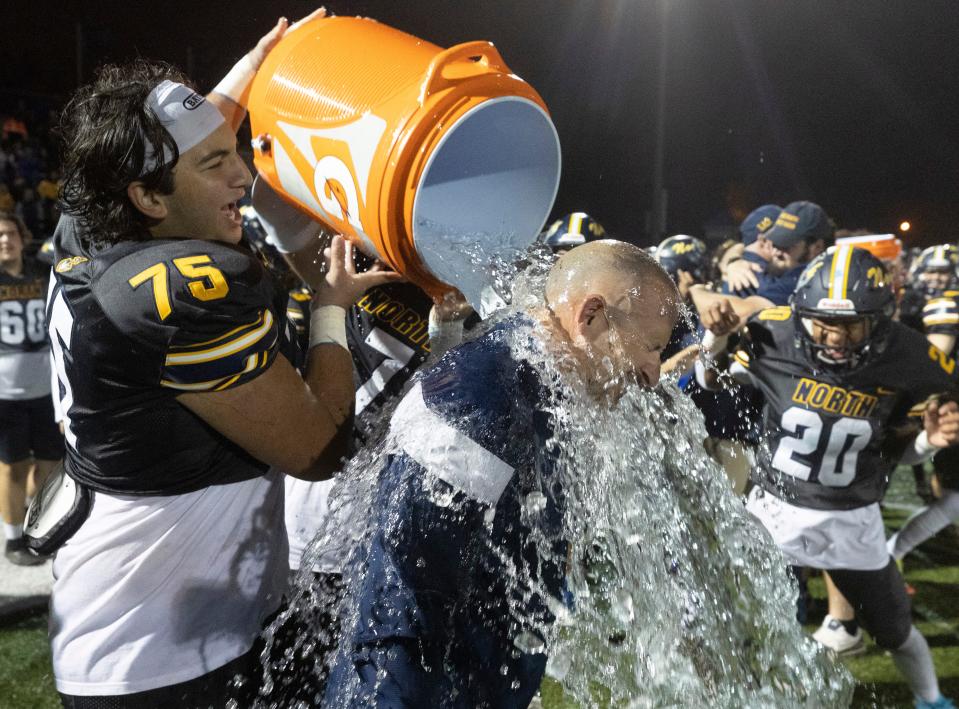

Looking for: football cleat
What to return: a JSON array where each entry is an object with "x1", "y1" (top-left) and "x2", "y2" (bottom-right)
[{"x1": 812, "y1": 615, "x2": 865, "y2": 656}]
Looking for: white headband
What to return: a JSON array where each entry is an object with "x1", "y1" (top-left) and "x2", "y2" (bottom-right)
[{"x1": 143, "y1": 80, "x2": 225, "y2": 169}]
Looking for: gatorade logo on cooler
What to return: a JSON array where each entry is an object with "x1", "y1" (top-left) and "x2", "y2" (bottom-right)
[{"x1": 272, "y1": 114, "x2": 387, "y2": 243}]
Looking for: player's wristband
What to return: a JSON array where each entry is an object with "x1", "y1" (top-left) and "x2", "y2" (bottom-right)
[
  {"x1": 212, "y1": 54, "x2": 257, "y2": 107},
  {"x1": 913, "y1": 431, "x2": 936, "y2": 456},
  {"x1": 900, "y1": 430, "x2": 937, "y2": 465},
  {"x1": 309, "y1": 305, "x2": 348, "y2": 350},
  {"x1": 700, "y1": 330, "x2": 729, "y2": 360}
]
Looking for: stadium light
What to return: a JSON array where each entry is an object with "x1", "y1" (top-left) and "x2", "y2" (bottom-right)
[{"x1": 899, "y1": 221, "x2": 911, "y2": 232}]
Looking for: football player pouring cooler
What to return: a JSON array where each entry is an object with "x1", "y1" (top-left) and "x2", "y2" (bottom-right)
[
  {"x1": 694, "y1": 245, "x2": 959, "y2": 709},
  {"x1": 36, "y1": 10, "x2": 402, "y2": 709}
]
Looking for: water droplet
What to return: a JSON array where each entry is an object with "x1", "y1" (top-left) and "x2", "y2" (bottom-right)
[
  {"x1": 513, "y1": 630, "x2": 546, "y2": 655},
  {"x1": 523, "y1": 490, "x2": 547, "y2": 515},
  {"x1": 611, "y1": 588, "x2": 635, "y2": 624}
]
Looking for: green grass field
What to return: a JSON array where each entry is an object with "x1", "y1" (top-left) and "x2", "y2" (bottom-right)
[
  {"x1": 1, "y1": 466, "x2": 956, "y2": 708},
  {"x1": 816, "y1": 504, "x2": 959, "y2": 709}
]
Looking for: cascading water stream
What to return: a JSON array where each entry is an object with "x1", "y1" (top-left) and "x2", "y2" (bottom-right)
[{"x1": 252, "y1": 244, "x2": 854, "y2": 708}]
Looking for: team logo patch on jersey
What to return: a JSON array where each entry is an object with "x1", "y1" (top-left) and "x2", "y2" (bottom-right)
[{"x1": 55, "y1": 256, "x2": 89, "y2": 273}]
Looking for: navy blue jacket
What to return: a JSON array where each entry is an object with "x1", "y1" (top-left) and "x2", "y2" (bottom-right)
[{"x1": 326, "y1": 319, "x2": 567, "y2": 708}]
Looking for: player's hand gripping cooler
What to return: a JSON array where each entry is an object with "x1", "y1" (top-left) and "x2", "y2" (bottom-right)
[{"x1": 246, "y1": 15, "x2": 561, "y2": 315}]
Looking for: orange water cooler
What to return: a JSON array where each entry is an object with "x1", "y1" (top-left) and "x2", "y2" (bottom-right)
[
  {"x1": 247, "y1": 16, "x2": 562, "y2": 312},
  {"x1": 834, "y1": 234, "x2": 902, "y2": 262}
]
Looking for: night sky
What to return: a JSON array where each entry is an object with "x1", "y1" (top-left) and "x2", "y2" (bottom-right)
[{"x1": 4, "y1": 1, "x2": 958, "y2": 246}]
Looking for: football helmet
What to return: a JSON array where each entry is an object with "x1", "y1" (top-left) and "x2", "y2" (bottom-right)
[
  {"x1": 655, "y1": 235, "x2": 708, "y2": 284},
  {"x1": 909, "y1": 244, "x2": 959, "y2": 297},
  {"x1": 791, "y1": 245, "x2": 895, "y2": 369},
  {"x1": 542, "y1": 212, "x2": 606, "y2": 251}
]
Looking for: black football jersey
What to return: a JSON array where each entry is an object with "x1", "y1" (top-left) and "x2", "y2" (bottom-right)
[
  {"x1": 286, "y1": 286, "x2": 312, "y2": 356},
  {"x1": 0, "y1": 257, "x2": 50, "y2": 354},
  {"x1": 348, "y1": 282, "x2": 433, "y2": 439},
  {"x1": 897, "y1": 286, "x2": 927, "y2": 333},
  {"x1": 47, "y1": 216, "x2": 297, "y2": 496},
  {"x1": 734, "y1": 306, "x2": 959, "y2": 510}
]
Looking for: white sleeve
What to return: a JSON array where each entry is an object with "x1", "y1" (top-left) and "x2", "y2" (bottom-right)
[
  {"x1": 694, "y1": 360, "x2": 718, "y2": 391},
  {"x1": 693, "y1": 343, "x2": 755, "y2": 390},
  {"x1": 729, "y1": 359, "x2": 756, "y2": 387},
  {"x1": 898, "y1": 431, "x2": 939, "y2": 466}
]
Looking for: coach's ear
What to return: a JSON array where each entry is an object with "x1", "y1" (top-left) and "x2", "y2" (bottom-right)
[
  {"x1": 576, "y1": 294, "x2": 609, "y2": 346},
  {"x1": 127, "y1": 182, "x2": 168, "y2": 221}
]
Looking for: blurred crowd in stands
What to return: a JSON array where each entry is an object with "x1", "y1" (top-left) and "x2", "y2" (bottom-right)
[{"x1": 0, "y1": 100, "x2": 64, "y2": 248}]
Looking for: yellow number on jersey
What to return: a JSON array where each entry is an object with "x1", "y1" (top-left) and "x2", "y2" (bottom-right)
[
  {"x1": 129, "y1": 255, "x2": 229, "y2": 320},
  {"x1": 758, "y1": 306, "x2": 792, "y2": 321},
  {"x1": 128, "y1": 263, "x2": 172, "y2": 321},
  {"x1": 928, "y1": 344, "x2": 956, "y2": 375},
  {"x1": 173, "y1": 255, "x2": 230, "y2": 302}
]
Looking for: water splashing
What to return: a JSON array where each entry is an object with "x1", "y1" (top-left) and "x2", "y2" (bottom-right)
[{"x1": 254, "y1": 244, "x2": 853, "y2": 707}]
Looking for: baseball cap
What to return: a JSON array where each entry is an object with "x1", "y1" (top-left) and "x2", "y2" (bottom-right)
[
  {"x1": 764, "y1": 201, "x2": 834, "y2": 250},
  {"x1": 739, "y1": 204, "x2": 780, "y2": 246}
]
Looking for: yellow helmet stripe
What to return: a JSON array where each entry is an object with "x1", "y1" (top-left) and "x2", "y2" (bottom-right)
[
  {"x1": 839, "y1": 245, "x2": 855, "y2": 299},
  {"x1": 828, "y1": 245, "x2": 854, "y2": 299},
  {"x1": 828, "y1": 249, "x2": 839, "y2": 298},
  {"x1": 568, "y1": 212, "x2": 585, "y2": 238}
]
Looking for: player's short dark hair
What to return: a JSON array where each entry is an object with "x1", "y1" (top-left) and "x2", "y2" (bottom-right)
[
  {"x1": 59, "y1": 59, "x2": 192, "y2": 248},
  {"x1": 0, "y1": 211, "x2": 32, "y2": 244}
]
